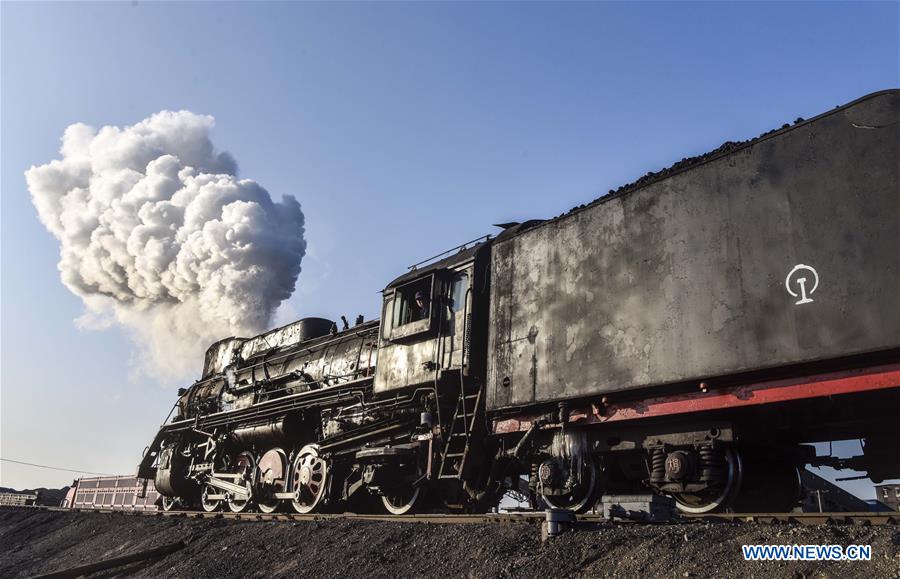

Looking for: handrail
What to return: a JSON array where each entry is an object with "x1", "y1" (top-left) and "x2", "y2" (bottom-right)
[{"x1": 407, "y1": 234, "x2": 491, "y2": 271}]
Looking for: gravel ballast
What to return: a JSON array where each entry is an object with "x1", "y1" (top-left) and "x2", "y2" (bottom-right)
[{"x1": 0, "y1": 509, "x2": 897, "y2": 578}]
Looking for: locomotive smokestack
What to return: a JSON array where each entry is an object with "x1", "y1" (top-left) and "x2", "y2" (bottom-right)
[{"x1": 25, "y1": 111, "x2": 307, "y2": 381}]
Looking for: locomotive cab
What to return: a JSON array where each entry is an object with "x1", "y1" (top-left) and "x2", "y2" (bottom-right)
[
  {"x1": 368, "y1": 239, "x2": 496, "y2": 509},
  {"x1": 374, "y1": 240, "x2": 486, "y2": 395}
]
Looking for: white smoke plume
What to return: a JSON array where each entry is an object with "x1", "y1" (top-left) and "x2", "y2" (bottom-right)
[{"x1": 26, "y1": 111, "x2": 306, "y2": 381}]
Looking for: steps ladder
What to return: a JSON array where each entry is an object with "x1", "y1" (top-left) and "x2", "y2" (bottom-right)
[{"x1": 437, "y1": 385, "x2": 482, "y2": 480}]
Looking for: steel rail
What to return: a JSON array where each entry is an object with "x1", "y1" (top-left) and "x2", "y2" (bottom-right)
[{"x1": 3, "y1": 505, "x2": 897, "y2": 526}]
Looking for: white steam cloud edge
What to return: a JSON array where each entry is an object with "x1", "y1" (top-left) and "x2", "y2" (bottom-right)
[{"x1": 26, "y1": 111, "x2": 306, "y2": 382}]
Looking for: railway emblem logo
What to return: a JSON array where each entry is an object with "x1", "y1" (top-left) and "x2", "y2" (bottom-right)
[{"x1": 785, "y1": 264, "x2": 819, "y2": 305}]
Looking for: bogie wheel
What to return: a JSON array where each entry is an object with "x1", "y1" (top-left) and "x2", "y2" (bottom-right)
[
  {"x1": 673, "y1": 447, "x2": 743, "y2": 514},
  {"x1": 381, "y1": 454, "x2": 427, "y2": 515},
  {"x1": 200, "y1": 484, "x2": 221, "y2": 512},
  {"x1": 382, "y1": 485, "x2": 424, "y2": 515},
  {"x1": 258, "y1": 499, "x2": 278, "y2": 513},
  {"x1": 541, "y1": 460, "x2": 599, "y2": 514},
  {"x1": 290, "y1": 445, "x2": 329, "y2": 514},
  {"x1": 227, "y1": 451, "x2": 256, "y2": 513},
  {"x1": 160, "y1": 496, "x2": 178, "y2": 512}
]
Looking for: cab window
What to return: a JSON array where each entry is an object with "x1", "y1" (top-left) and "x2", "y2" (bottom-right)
[
  {"x1": 450, "y1": 273, "x2": 469, "y2": 313},
  {"x1": 444, "y1": 273, "x2": 470, "y2": 321},
  {"x1": 381, "y1": 297, "x2": 394, "y2": 340},
  {"x1": 393, "y1": 278, "x2": 433, "y2": 327}
]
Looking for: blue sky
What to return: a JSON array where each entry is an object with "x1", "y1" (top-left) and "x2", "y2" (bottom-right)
[{"x1": 1, "y1": 1, "x2": 898, "y2": 500}]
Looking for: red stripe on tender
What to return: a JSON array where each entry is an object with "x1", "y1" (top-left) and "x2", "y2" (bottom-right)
[{"x1": 492, "y1": 363, "x2": 900, "y2": 434}]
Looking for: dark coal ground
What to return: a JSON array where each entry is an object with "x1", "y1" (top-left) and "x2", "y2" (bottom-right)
[{"x1": 1, "y1": 509, "x2": 897, "y2": 578}]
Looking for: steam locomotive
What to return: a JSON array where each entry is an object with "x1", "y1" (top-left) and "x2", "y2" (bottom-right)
[{"x1": 138, "y1": 90, "x2": 900, "y2": 514}]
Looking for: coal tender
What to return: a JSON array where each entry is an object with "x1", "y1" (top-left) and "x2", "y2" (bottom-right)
[
  {"x1": 139, "y1": 90, "x2": 899, "y2": 516},
  {"x1": 487, "y1": 89, "x2": 899, "y2": 512},
  {"x1": 488, "y1": 91, "x2": 899, "y2": 407}
]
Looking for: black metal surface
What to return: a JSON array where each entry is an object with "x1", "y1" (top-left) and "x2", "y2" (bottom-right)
[{"x1": 487, "y1": 90, "x2": 900, "y2": 410}]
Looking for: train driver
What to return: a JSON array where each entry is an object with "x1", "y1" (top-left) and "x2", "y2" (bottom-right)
[{"x1": 414, "y1": 290, "x2": 430, "y2": 321}]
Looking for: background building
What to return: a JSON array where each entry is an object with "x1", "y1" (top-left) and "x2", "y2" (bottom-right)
[{"x1": 875, "y1": 483, "x2": 900, "y2": 511}]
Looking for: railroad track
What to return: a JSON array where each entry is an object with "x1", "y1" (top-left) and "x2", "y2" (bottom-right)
[{"x1": 3, "y1": 505, "x2": 898, "y2": 526}]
